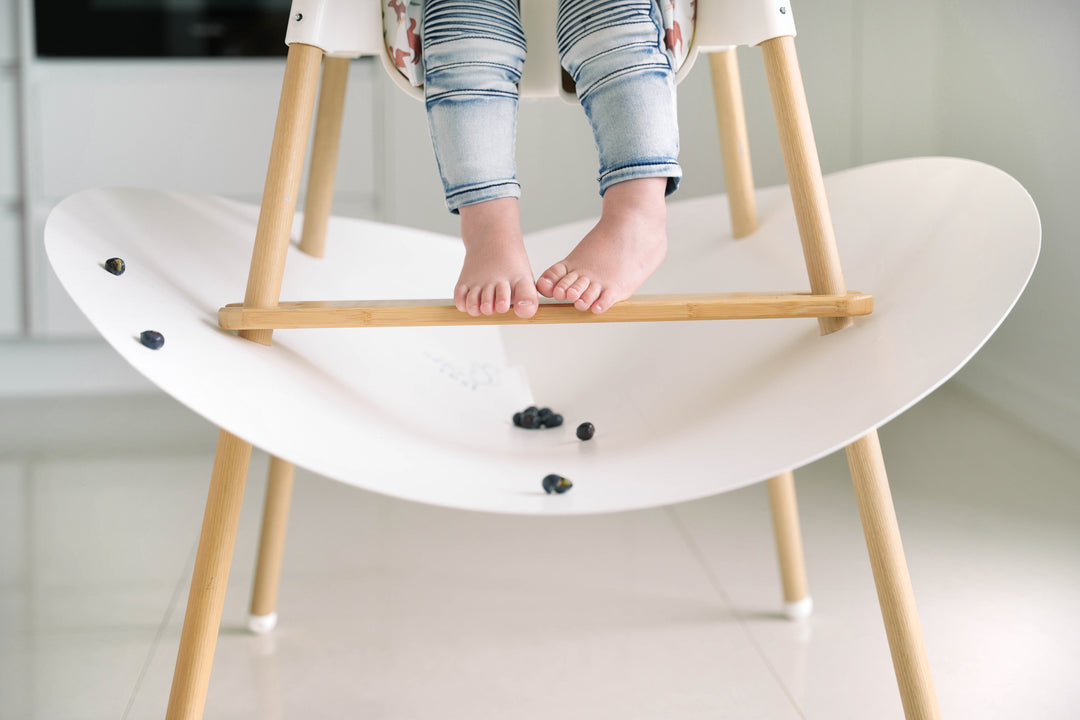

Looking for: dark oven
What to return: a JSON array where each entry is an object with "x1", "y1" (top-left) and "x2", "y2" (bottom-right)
[{"x1": 35, "y1": 0, "x2": 294, "y2": 57}]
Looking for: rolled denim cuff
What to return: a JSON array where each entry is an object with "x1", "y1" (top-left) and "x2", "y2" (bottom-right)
[
  {"x1": 599, "y1": 162, "x2": 682, "y2": 197},
  {"x1": 423, "y1": 0, "x2": 526, "y2": 215},
  {"x1": 446, "y1": 180, "x2": 522, "y2": 213},
  {"x1": 560, "y1": 0, "x2": 682, "y2": 201}
]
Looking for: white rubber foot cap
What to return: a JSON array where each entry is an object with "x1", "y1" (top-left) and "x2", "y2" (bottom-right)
[
  {"x1": 247, "y1": 612, "x2": 278, "y2": 634},
  {"x1": 783, "y1": 596, "x2": 814, "y2": 620}
]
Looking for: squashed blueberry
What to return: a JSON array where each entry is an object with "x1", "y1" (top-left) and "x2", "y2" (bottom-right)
[{"x1": 542, "y1": 474, "x2": 573, "y2": 494}]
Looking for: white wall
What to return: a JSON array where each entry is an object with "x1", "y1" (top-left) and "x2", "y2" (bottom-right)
[
  {"x1": 1, "y1": 0, "x2": 1077, "y2": 454},
  {"x1": 931, "y1": 1, "x2": 1080, "y2": 454}
]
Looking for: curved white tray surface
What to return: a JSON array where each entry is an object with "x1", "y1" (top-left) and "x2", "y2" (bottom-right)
[{"x1": 44, "y1": 158, "x2": 1039, "y2": 515}]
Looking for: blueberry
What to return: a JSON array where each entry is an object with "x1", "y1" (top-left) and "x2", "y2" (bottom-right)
[
  {"x1": 542, "y1": 474, "x2": 572, "y2": 494},
  {"x1": 516, "y1": 406, "x2": 561, "y2": 430},
  {"x1": 140, "y1": 330, "x2": 164, "y2": 350},
  {"x1": 104, "y1": 257, "x2": 125, "y2": 275},
  {"x1": 542, "y1": 474, "x2": 559, "y2": 493},
  {"x1": 576, "y1": 422, "x2": 595, "y2": 441},
  {"x1": 541, "y1": 413, "x2": 563, "y2": 428}
]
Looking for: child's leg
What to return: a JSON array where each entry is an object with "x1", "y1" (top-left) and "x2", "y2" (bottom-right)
[
  {"x1": 423, "y1": 0, "x2": 537, "y2": 318},
  {"x1": 538, "y1": 0, "x2": 682, "y2": 313}
]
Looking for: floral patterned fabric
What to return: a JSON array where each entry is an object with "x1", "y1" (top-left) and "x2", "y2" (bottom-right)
[
  {"x1": 383, "y1": 0, "x2": 424, "y2": 84},
  {"x1": 384, "y1": 0, "x2": 696, "y2": 88}
]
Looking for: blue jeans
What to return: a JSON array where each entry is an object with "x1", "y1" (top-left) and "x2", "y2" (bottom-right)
[{"x1": 423, "y1": 0, "x2": 681, "y2": 213}]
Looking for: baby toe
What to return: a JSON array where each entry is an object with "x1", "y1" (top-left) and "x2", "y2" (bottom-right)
[
  {"x1": 537, "y1": 263, "x2": 568, "y2": 297},
  {"x1": 494, "y1": 281, "x2": 512, "y2": 314},
  {"x1": 479, "y1": 284, "x2": 496, "y2": 315},
  {"x1": 465, "y1": 286, "x2": 483, "y2": 317},
  {"x1": 454, "y1": 284, "x2": 469, "y2": 313},
  {"x1": 512, "y1": 278, "x2": 539, "y2": 319},
  {"x1": 552, "y1": 271, "x2": 579, "y2": 301},
  {"x1": 565, "y1": 275, "x2": 590, "y2": 303},
  {"x1": 592, "y1": 287, "x2": 620, "y2": 314},
  {"x1": 575, "y1": 283, "x2": 603, "y2": 312}
]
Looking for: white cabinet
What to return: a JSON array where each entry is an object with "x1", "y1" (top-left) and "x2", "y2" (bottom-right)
[
  {"x1": 28, "y1": 58, "x2": 380, "y2": 338},
  {"x1": 0, "y1": 55, "x2": 18, "y2": 338},
  {"x1": 0, "y1": 209, "x2": 20, "y2": 335},
  {"x1": 33, "y1": 59, "x2": 377, "y2": 202},
  {"x1": 0, "y1": 72, "x2": 17, "y2": 197},
  {"x1": 1, "y1": 2, "x2": 20, "y2": 338},
  {"x1": 0, "y1": 0, "x2": 15, "y2": 66}
]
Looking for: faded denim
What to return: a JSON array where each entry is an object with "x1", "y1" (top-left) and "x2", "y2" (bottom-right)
[{"x1": 423, "y1": 0, "x2": 681, "y2": 213}]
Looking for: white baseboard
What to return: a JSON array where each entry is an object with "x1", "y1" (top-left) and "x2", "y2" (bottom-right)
[
  {"x1": 0, "y1": 339, "x2": 156, "y2": 397},
  {"x1": 952, "y1": 357, "x2": 1080, "y2": 458}
]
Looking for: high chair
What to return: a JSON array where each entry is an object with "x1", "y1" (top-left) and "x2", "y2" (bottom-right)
[{"x1": 42, "y1": 0, "x2": 1041, "y2": 718}]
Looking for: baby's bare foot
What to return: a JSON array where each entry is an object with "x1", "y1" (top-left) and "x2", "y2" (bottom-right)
[
  {"x1": 456, "y1": 198, "x2": 538, "y2": 318},
  {"x1": 536, "y1": 177, "x2": 668, "y2": 313}
]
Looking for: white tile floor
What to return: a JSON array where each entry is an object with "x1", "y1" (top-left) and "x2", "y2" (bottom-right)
[{"x1": 1, "y1": 382, "x2": 1078, "y2": 719}]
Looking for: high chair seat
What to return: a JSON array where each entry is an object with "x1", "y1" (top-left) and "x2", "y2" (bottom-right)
[
  {"x1": 287, "y1": 0, "x2": 795, "y2": 100},
  {"x1": 44, "y1": 156, "x2": 1039, "y2": 515}
]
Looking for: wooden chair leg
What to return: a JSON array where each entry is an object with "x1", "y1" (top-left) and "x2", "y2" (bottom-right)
[
  {"x1": 761, "y1": 35, "x2": 939, "y2": 717},
  {"x1": 248, "y1": 456, "x2": 296, "y2": 633},
  {"x1": 767, "y1": 471, "x2": 812, "y2": 619},
  {"x1": 709, "y1": 49, "x2": 758, "y2": 238},
  {"x1": 166, "y1": 431, "x2": 253, "y2": 720},
  {"x1": 299, "y1": 56, "x2": 351, "y2": 258},
  {"x1": 167, "y1": 40, "x2": 323, "y2": 720},
  {"x1": 241, "y1": 41, "x2": 324, "y2": 347},
  {"x1": 847, "y1": 431, "x2": 941, "y2": 720},
  {"x1": 246, "y1": 53, "x2": 348, "y2": 632},
  {"x1": 760, "y1": 35, "x2": 852, "y2": 336}
]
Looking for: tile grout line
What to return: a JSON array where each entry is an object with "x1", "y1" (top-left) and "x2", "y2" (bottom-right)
[
  {"x1": 664, "y1": 505, "x2": 808, "y2": 720},
  {"x1": 121, "y1": 536, "x2": 199, "y2": 720}
]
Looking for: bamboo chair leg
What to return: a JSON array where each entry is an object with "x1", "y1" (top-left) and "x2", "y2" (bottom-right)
[
  {"x1": 299, "y1": 56, "x2": 351, "y2": 258},
  {"x1": 166, "y1": 430, "x2": 253, "y2": 720},
  {"x1": 847, "y1": 431, "x2": 941, "y2": 720},
  {"x1": 247, "y1": 456, "x2": 296, "y2": 633},
  {"x1": 760, "y1": 35, "x2": 852, "y2": 337},
  {"x1": 247, "y1": 52, "x2": 347, "y2": 633},
  {"x1": 767, "y1": 471, "x2": 812, "y2": 619},
  {"x1": 241, "y1": 41, "x2": 324, "y2": 347},
  {"x1": 709, "y1": 49, "x2": 758, "y2": 238},
  {"x1": 170, "y1": 39, "x2": 324, "y2": 718},
  {"x1": 761, "y1": 35, "x2": 939, "y2": 717}
]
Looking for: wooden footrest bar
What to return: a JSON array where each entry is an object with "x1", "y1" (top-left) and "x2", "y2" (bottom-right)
[{"x1": 218, "y1": 291, "x2": 872, "y2": 330}]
